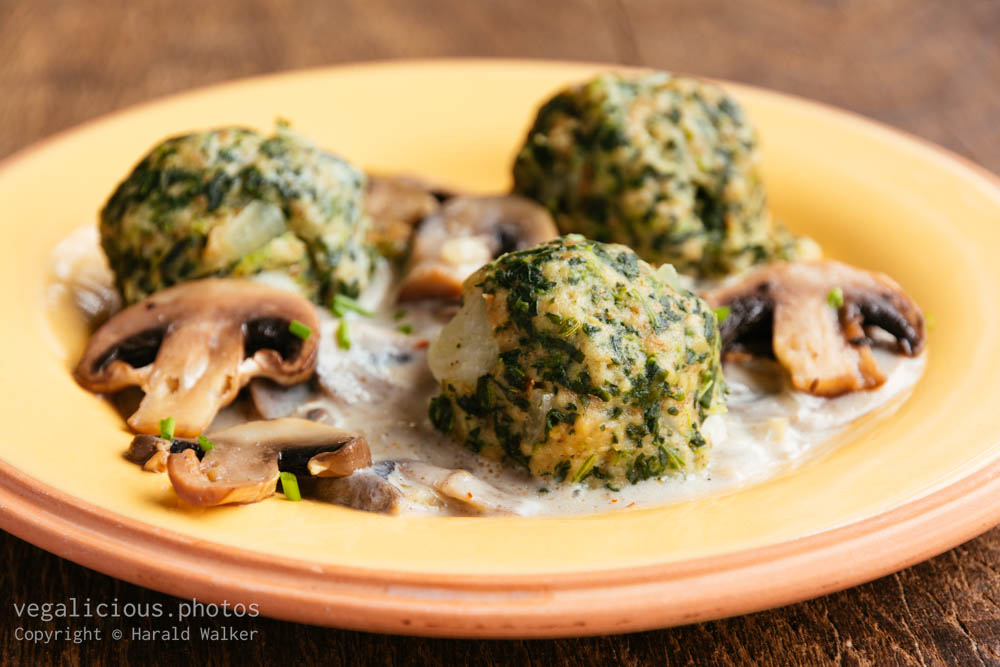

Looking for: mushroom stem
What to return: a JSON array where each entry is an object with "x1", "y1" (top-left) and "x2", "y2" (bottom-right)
[
  {"x1": 128, "y1": 320, "x2": 244, "y2": 435},
  {"x1": 74, "y1": 279, "x2": 320, "y2": 436}
]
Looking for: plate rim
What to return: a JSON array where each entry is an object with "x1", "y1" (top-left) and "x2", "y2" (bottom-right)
[
  {"x1": 3, "y1": 443, "x2": 1000, "y2": 637},
  {"x1": 3, "y1": 58, "x2": 1000, "y2": 637}
]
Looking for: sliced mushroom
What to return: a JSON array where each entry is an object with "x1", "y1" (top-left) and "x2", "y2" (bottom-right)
[
  {"x1": 705, "y1": 260, "x2": 925, "y2": 396},
  {"x1": 168, "y1": 449, "x2": 274, "y2": 506},
  {"x1": 394, "y1": 461, "x2": 539, "y2": 516},
  {"x1": 365, "y1": 174, "x2": 452, "y2": 260},
  {"x1": 126, "y1": 433, "x2": 202, "y2": 472},
  {"x1": 305, "y1": 438, "x2": 372, "y2": 477},
  {"x1": 305, "y1": 461, "x2": 406, "y2": 514},
  {"x1": 308, "y1": 460, "x2": 538, "y2": 516},
  {"x1": 247, "y1": 315, "x2": 434, "y2": 418},
  {"x1": 165, "y1": 418, "x2": 370, "y2": 507},
  {"x1": 248, "y1": 379, "x2": 316, "y2": 419},
  {"x1": 75, "y1": 278, "x2": 320, "y2": 436},
  {"x1": 398, "y1": 195, "x2": 558, "y2": 302},
  {"x1": 125, "y1": 434, "x2": 173, "y2": 472},
  {"x1": 249, "y1": 316, "x2": 437, "y2": 427},
  {"x1": 314, "y1": 317, "x2": 434, "y2": 406}
]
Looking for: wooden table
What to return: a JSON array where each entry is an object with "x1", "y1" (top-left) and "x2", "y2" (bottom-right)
[{"x1": 2, "y1": 1, "x2": 999, "y2": 664}]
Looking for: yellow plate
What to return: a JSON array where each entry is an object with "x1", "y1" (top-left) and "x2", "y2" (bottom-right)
[{"x1": 2, "y1": 60, "x2": 1000, "y2": 637}]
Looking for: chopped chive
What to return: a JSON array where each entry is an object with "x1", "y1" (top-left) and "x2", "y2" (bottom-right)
[
  {"x1": 337, "y1": 319, "x2": 351, "y2": 349},
  {"x1": 713, "y1": 306, "x2": 731, "y2": 324},
  {"x1": 397, "y1": 324, "x2": 413, "y2": 334},
  {"x1": 330, "y1": 294, "x2": 373, "y2": 318},
  {"x1": 571, "y1": 453, "x2": 597, "y2": 483},
  {"x1": 197, "y1": 435, "x2": 216, "y2": 452},
  {"x1": 393, "y1": 309, "x2": 407, "y2": 321},
  {"x1": 280, "y1": 472, "x2": 302, "y2": 501},
  {"x1": 159, "y1": 416, "x2": 176, "y2": 442},
  {"x1": 288, "y1": 319, "x2": 312, "y2": 341},
  {"x1": 827, "y1": 287, "x2": 844, "y2": 308}
]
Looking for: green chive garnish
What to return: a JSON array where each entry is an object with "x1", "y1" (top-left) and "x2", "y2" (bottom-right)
[
  {"x1": 397, "y1": 324, "x2": 413, "y2": 334},
  {"x1": 280, "y1": 472, "x2": 302, "y2": 502},
  {"x1": 330, "y1": 294, "x2": 373, "y2": 318},
  {"x1": 571, "y1": 453, "x2": 597, "y2": 483},
  {"x1": 159, "y1": 417, "x2": 176, "y2": 442},
  {"x1": 336, "y1": 319, "x2": 351, "y2": 349},
  {"x1": 713, "y1": 306, "x2": 731, "y2": 324},
  {"x1": 197, "y1": 435, "x2": 216, "y2": 452},
  {"x1": 288, "y1": 319, "x2": 312, "y2": 341},
  {"x1": 393, "y1": 309, "x2": 407, "y2": 321},
  {"x1": 827, "y1": 287, "x2": 844, "y2": 308}
]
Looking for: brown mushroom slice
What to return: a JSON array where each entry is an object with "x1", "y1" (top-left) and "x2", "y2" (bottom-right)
[
  {"x1": 165, "y1": 418, "x2": 370, "y2": 507},
  {"x1": 394, "y1": 461, "x2": 539, "y2": 516},
  {"x1": 706, "y1": 260, "x2": 925, "y2": 396},
  {"x1": 315, "y1": 318, "x2": 434, "y2": 406},
  {"x1": 306, "y1": 438, "x2": 372, "y2": 477},
  {"x1": 169, "y1": 449, "x2": 276, "y2": 506},
  {"x1": 248, "y1": 379, "x2": 316, "y2": 419},
  {"x1": 398, "y1": 195, "x2": 558, "y2": 302},
  {"x1": 306, "y1": 461, "x2": 406, "y2": 514},
  {"x1": 311, "y1": 460, "x2": 538, "y2": 516},
  {"x1": 250, "y1": 318, "x2": 433, "y2": 418},
  {"x1": 125, "y1": 434, "x2": 173, "y2": 472},
  {"x1": 74, "y1": 278, "x2": 320, "y2": 437},
  {"x1": 365, "y1": 174, "x2": 453, "y2": 260}
]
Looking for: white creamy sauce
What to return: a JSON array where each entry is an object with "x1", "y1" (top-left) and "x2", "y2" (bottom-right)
[
  {"x1": 280, "y1": 309, "x2": 923, "y2": 516},
  {"x1": 48, "y1": 226, "x2": 121, "y2": 328},
  {"x1": 51, "y1": 228, "x2": 926, "y2": 517}
]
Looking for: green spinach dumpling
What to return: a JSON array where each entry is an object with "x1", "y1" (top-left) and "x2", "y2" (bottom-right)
[
  {"x1": 100, "y1": 125, "x2": 372, "y2": 304},
  {"x1": 428, "y1": 235, "x2": 726, "y2": 487},
  {"x1": 513, "y1": 72, "x2": 817, "y2": 277}
]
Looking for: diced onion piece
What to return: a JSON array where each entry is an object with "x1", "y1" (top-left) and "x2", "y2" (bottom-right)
[
  {"x1": 428, "y1": 294, "x2": 499, "y2": 386},
  {"x1": 203, "y1": 200, "x2": 287, "y2": 269}
]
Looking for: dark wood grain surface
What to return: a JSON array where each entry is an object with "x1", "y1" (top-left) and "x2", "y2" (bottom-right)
[{"x1": 2, "y1": 1, "x2": 1000, "y2": 664}]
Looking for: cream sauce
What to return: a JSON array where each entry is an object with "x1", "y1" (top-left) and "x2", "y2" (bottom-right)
[
  {"x1": 51, "y1": 227, "x2": 926, "y2": 517},
  {"x1": 278, "y1": 309, "x2": 924, "y2": 516}
]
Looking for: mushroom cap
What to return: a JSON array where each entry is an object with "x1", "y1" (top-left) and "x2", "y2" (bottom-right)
[
  {"x1": 165, "y1": 418, "x2": 370, "y2": 507},
  {"x1": 364, "y1": 174, "x2": 449, "y2": 260},
  {"x1": 705, "y1": 260, "x2": 925, "y2": 396},
  {"x1": 75, "y1": 278, "x2": 320, "y2": 436},
  {"x1": 315, "y1": 318, "x2": 432, "y2": 406},
  {"x1": 398, "y1": 195, "x2": 558, "y2": 302},
  {"x1": 305, "y1": 438, "x2": 373, "y2": 478}
]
